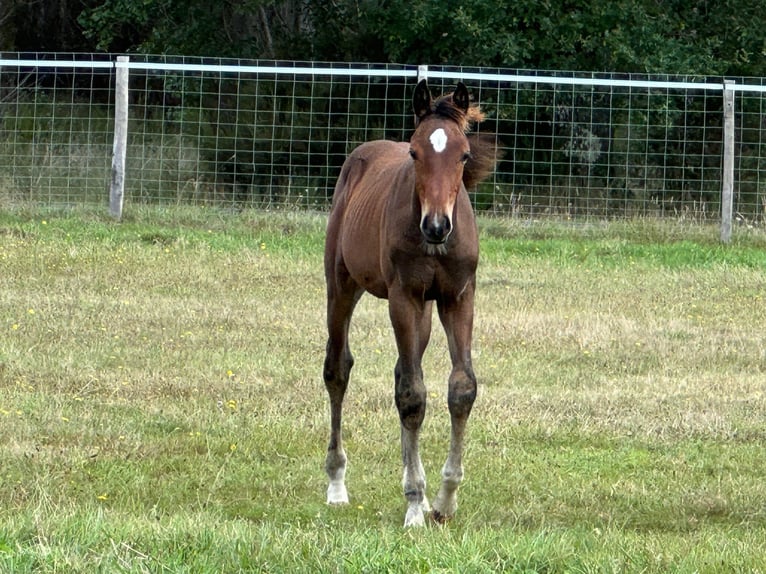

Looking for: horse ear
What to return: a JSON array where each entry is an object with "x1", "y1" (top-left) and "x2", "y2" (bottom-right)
[
  {"x1": 453, "y1": 82, "x2": 470, "y2": 113},
  {"x1": 413, "y1": 79, "x2": 432, "y2": 120}
]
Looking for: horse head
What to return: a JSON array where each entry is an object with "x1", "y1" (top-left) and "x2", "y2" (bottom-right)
[{"x1": 409, "y1": 80, "x2": 476, "y2": 248}]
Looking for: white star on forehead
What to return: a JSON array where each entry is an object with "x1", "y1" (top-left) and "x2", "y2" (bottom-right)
[{"x1": 429, "y1": 128, "x2": 448, "y2": 153}]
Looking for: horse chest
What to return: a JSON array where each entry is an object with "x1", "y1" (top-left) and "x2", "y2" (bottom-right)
[
  {"x1": 385, "y1": 253, "x2": 469, "y2": 301},
  {"x1": 396, "y1": 260, "x2": 437, "y2": 292}
]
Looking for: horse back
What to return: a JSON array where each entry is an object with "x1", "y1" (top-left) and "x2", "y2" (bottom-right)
[{"x1": 331, "y1": 140, "x2": 409, "y2": 208}]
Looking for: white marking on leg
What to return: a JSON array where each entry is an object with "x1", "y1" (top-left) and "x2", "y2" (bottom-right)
[
  {"x1": 326, "y1": 450, "x2": 349, "y2": 505},
  {"x1": 404, "y1": 502, "x2": 426, "y2": 527},
  {"x1": 432, "y1": 458, "x2": 462, "y2": 518},
  {"x1": 327, "y1": 479, "x2": 349, "y2": 505},
  {"x1": 432, "y1": 411, "x2": 468, "y2": 519},
  {"x1": 429, "y1": 128, "x2": 448, "y2": 153},
  {"x1": 401, "y1": 429, "x2": 429, "y2": 527}
]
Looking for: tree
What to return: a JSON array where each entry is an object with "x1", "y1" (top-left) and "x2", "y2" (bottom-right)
[
  {"x1": 2, "y1": 0, "x2": 97, "y2": 52},
  {"x1": 3, "y1": 0, "x2": 766, "y2": 77},
  {"x1": 77, "y1": 0, "x2": 307, "y2": 59},
  {"x1": 307, "y1": 0, "x2": 766, "y2": 77}
]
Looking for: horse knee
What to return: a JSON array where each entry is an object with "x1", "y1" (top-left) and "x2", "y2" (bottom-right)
[
  {"x1": 395, "y1": 376, "x2": 426, "y2": 431},
  {"x1": 323, "y1": 344, "x2": 354, "y2": 386},
  {"x1": 448, "y1": 369, "x2": 477, "y2": 419}
]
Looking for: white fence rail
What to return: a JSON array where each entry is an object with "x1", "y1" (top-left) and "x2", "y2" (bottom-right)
[{"x1": 2, "y1": 54, "x2": 766, "y2": 238}]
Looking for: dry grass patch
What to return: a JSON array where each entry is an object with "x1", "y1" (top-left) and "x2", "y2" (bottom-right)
[{"x1": 2, "y1": 208, "x2": 766, "y2": 571}]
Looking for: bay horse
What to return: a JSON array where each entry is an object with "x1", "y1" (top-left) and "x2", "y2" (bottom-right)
[{"x1": 323, "y1": 80, "x2": 498, "y2": 527}]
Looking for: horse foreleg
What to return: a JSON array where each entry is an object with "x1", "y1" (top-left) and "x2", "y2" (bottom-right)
[
  {"x1": 390, "y1": 295, "x2": 431, "y2": 527},
  {"x1": 431, "y1": 368, "x2": 475, "y2": 522},
  {"x1": 432, "y1": 292, "x2": 477, "y2": 523},
  {"x1": 396, "y1": 361, "x2": 429, "y2": 527}
]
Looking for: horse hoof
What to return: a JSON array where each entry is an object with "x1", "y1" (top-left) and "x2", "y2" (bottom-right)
[
  {"x1": 326, "y1": 482, "x2": 349, "y2": 505},
  {"x1": 431, "y1": 510, "x2": 452, "y2": 525},
  {"x1": 403, "y1": 504, "x2": 427, "y2": 527}
]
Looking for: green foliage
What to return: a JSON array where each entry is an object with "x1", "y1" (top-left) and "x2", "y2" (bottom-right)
[
  {"x1": 0, "y1": 94, "x2": 113, "y2": 203},
  {"x1": 124, "y1": 73, "x2": 411, "y2": 206},
  {"x1": 0, "y1": 0, "x2": 757, "y2": 76},
  {"x1": 7, "y1": 2, "x2": 766, "y2": 215},
  {"x1": 307, "y1": 0, "x2": 766, "y2": 76},
  {"x1": 77, "y1": 0, "x2": 293, "y2": 58}
]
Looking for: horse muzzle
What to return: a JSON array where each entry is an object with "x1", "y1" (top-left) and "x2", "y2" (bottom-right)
[{"x1": 420, "y1": 213, "x2": 453, "y2": 245}]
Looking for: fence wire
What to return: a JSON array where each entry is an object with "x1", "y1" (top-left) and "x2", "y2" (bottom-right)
[
  {"x1": 1, "y1": 54, "x2": 766, "y2": 222},
  {"x1": 0, "y1": 54, "x2": 114, "y2": 206}
]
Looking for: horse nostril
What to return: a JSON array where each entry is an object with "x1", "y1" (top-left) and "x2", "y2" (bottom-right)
[{"x1": 421, "y1": 215, "x2": 452, "y2": 243}]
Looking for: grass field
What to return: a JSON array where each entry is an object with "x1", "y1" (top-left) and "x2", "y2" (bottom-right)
[{"x1": 1, "y1": 206, "x2": 766, "y2": 572}]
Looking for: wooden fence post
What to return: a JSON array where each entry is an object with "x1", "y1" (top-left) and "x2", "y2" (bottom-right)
[
  {"x1": 110, "y1": 56, "x2": 129, "y2": 220},
  {"x1": 721, "y1": 80, "x2": 735, "y2": 243}
]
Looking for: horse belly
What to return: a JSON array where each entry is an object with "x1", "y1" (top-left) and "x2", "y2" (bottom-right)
[{"x1": 340, "y1": 238, "x2": 387, "y2": 298}]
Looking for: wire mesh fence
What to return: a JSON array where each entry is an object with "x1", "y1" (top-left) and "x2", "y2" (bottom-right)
[
  {"x1": 0, "y1": 54, "x2": 115, "y2": 206},
  {"x1": 119, "y1": 57, "x2": 417, "y2": 210},
  {"x1": 2, "y1": 53, "x2": 766, "y2": 224}
]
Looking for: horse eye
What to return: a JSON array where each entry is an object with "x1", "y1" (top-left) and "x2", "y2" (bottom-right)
[
  {"x1": 409, "y1": 149, "x2": 417, "y2": 160},
  {"x1": 461, "y1": 152, "x2": 472, "y2": 164}
]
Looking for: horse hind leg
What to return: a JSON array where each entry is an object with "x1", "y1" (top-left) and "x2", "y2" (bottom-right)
[
  {"x1": 324, "y1": 344, "x2": 352, "y2": 505},
  {"x1": 323, "y1": 286, "x2": 363, "y2": 505}
]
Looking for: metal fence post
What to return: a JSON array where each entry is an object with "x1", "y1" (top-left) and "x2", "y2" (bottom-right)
[
  {"x1": 418, "y1": 65, "x2": 428, "y2": 83},
  {"x1": 721, "y1": 79, "x2": 735, "y2": 243},
  {"x1": 110, "y1": 56, "x2": 129, "y2": 220}
]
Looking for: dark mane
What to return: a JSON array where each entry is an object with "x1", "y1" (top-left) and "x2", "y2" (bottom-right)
[
  {"x1": 464, "y1": 133, "x2": 503, "y2": 190},
  {"x1": 420, "y1": 92, "x2": 486, "y2": 132},
  {"x1": 432, "y1": 95, "x2": 471, "y2": 127}
]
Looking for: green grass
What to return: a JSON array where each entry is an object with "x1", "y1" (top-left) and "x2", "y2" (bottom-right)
[{"x1": 1, "y1": 206, "x2": 766, "y2": 572}]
